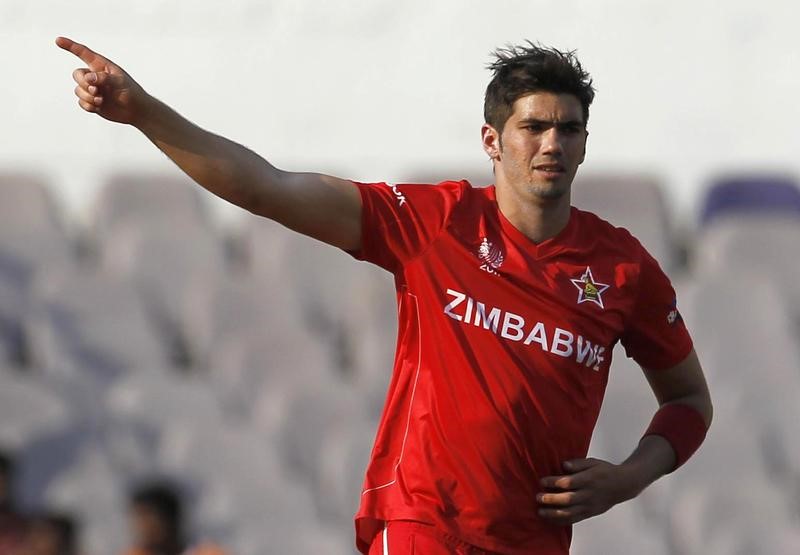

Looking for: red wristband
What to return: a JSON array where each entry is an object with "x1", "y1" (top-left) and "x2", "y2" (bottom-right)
[{"x1": 643, "y1": 403, "x2": 708, "y2": 472}]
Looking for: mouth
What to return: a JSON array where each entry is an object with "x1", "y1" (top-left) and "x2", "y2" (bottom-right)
[{"x1": 533, "y1": 164, "x2": 566, "y2": 178}]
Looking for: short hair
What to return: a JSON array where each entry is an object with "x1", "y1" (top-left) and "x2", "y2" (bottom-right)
[
  {"x1": 484, "y1": 41, "x2": 595, "y2": 134},
  {"x1": 130, "y1": 481, "x2": 183, "y2": 532},
  {"x1": 29, "y1": 512, "x2": 78, "y2": 555},
  {"x1": 0, "y1": 451, "x2": 13, "y2": 477}
]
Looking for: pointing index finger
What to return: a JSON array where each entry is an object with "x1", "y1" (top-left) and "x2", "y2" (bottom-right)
[{"x1": 55, "y1": 36, "x2": 110, "y2": 71}]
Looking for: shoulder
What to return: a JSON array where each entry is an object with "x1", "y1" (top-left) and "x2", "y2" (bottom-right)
[{"x1": 572, "y1": 206, "x2": 649, "y2": 260}]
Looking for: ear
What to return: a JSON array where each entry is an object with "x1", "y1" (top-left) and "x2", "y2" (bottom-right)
[
  {"x1": 481, "y1": 123, "x2": 501, "y2": 161},
  {"x1": 578, "y1": 129, "x2": 588, "y2": 165}
]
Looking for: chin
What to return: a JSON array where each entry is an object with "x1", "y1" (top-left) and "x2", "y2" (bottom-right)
[{"x1": 528, "y1": 182, "x2": 570, "y2": 201}]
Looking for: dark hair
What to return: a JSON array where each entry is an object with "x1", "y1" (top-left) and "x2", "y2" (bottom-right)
[
  {"x1": 484, "y1": 41, "x2": 595, "y2": 134},
  {"x1": 130, "y1": 481, "x2": 183, "y2": 534},
  {"x1": 30, "y1": 512, "x2": 78, "y2": 555},
  {"x1": 0, "y1": 451, "x2": 12, "y2": 478}
]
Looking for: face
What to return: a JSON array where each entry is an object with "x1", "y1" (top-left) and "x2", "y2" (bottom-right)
[
  {"x1": 25, "y1": 522, "x2": 63, "y2": 555},
  {"x1": 129, "y1": 504, "x2": 171, "y2": 549},
  {"x1": 482, "y1": 91, "x2": 587, "y2": 202}
]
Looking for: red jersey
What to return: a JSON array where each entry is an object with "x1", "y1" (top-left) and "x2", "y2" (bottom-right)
[{"x1": 347, "y1": 180, "x2": 693, "y2": 554}]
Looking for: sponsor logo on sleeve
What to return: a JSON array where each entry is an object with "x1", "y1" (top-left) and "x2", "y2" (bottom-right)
[
  {"x1": 570, "y1": 267, "x2": 610, "y2": 309},
  {"x1": 667, "y1": 297, "x2": 683, "y2": 325}
]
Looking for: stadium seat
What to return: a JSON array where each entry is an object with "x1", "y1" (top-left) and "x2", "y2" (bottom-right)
[
  {"x1": 209, "y1": 321, "x2": 337, "y2": 423},
  {"x1": 571, "y1": 173, "x2": 678, "y2": 270},
  {"x1": 0, "y1": 174, "x2": 74, "y2": 364},
  {"x1": 273, "y1": 378, "x2": 368, "y2": 482},
  {"x1": 90, "y1": 172, "x2": 213, "y2": 235},
  {"x1": 0, "y1": 370, "x2": 73, "y2": 451},
  {"x1": 571, "y1": 497, "x2": 669, "y2": 555},
  {"x1": 692, "y1": 217, "x2": 800, "y2": 321},
  {"x1": 25, "y1": 268, "x2": 170, "y2": 384},
  {"x1": 41, "y1": 439, "x2": 128, "y2": 555},
  {"x1": 106, "y1": 369, "x2": 224, "y2": 432},
  {"x1": 99, "y1": 219, "x2": 228, "y2": 367},
  {"x1": 181, "y1": 272, "x2": 308, "y2": 375},
  {"x1": 699, "y1": 174, "x2": 800, "y2": 227},
  {"x1": 315, "y1": 419, "x2": 377, "y2": 527}
]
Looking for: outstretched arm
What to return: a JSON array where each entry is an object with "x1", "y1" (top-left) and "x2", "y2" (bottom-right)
[
  {"x1": 537, "y1": 348, "x2": 712, "y2": 525},
  {"x1": 55, "y1": 36, "x2": 361, "y2": 251}
]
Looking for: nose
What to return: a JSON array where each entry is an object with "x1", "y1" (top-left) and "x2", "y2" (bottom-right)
[{"x1": 540, "y1": 127, "x2": 564, "y2": 156}]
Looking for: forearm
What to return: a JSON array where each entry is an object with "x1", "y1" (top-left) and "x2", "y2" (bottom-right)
[
  {"x1": 135, "y1": 96, "x2": 280, "y2": 214},
  {"x1": 617, "y1": 435, "x2": 676, "y2": 498}
]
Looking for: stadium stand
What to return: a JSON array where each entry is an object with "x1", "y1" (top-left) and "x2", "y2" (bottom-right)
[
  {"x1": 0, "y1": 174, "x2": 75, "y2": 366},
  {"x1": 3, "y1": 170, "x2": 800, "y2": 554}
]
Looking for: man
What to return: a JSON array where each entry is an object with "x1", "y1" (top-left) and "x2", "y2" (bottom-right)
[
  {"x1": 57, "y1": 37, "x2": 712, "y2": 554},
  {"x1": 122, "y1": 481, "x2": 225, "y2": 555},
  {"x1": 0, "y1": 451, "x2": 26, "y2": 555},
  {"x1": 14, "y1": 512, "x2": 78, "y2": 555}
]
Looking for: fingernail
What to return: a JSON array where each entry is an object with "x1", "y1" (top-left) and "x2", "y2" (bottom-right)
[
  {"x1": 86, "y1": 73, "x2": 96, "y2": 83},
  {"x1": 88, "y1": 86, "x2": 97, "y2": 95}
]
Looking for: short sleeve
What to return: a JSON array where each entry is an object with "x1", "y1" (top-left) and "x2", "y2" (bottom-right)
[
  {"x1": 620, "y1": 246, "x2": 694, "y2": 370},
  {"x1": 346, "y1": 180, "x2": 467, "y2": 273}
]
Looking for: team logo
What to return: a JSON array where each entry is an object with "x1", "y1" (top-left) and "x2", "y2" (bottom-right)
[
  {"x1": 477, "y1": 237, "x2": 504, "y2": 276},
  {"x1": 570, "y1": 267, "x2": 610, "y2": 308}
]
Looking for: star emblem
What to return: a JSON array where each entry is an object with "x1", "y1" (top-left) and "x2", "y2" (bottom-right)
[{"x1": 571, "y1": 267, "x2": 610, "y2": 309}]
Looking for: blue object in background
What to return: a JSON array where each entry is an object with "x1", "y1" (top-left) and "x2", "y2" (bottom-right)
[{"x1": 700, "y1": 175, "x2": 800, "y2": 226}]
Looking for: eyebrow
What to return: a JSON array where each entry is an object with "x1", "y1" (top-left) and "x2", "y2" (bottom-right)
[{"x1": 518, "y1": 118, "x2": 585, "y2": 127}]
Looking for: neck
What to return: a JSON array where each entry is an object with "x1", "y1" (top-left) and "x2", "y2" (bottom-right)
[{"x1": 495, "y1": 184, "x2": 572, "y2": 244}]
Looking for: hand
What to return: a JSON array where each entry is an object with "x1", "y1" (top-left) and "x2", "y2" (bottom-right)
[
  {"x1": 537, "y1": 457, "x2": 641, "y2": 525},
  {"x1": 55, "y1": 36, "x2": 151, "y2": 126}
]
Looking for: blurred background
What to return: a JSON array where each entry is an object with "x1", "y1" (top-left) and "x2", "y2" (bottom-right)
[{"x1": 1, "y1": 0, "x2": 799, "y2": 553}]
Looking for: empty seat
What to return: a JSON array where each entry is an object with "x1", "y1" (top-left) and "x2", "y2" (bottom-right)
[
  {"x1": 106, "y1": 370, "x2": 224, "y2": 432},
  {"x1": 99, "y1": 219, "x2": 228, "y2": 366},
  {"x1": 25, "y1": 268, "x2": 170, "y2": 384},
  {"x1": 692, "y1": 217, "x2": 800, "y2": 320},
  {"x1": 273, "y1": 378, "x2": 367, "y2": 482},
  {"x1": 700, "y1": 174, "x2": 800, "y2": 227},
  {"x1": 209, "y1": 323, "x2": 337, "y2": 422},
  {"x1": 571, "y1": 173, "x2": 677, "y2": 270},
  {"x1": 315, "y1": 419, "x2": 377, "y2": 527},
  {"x1": 90, "y1": 172, "x2": 213, "y2": 234},
  {"x1": 0, "y1": 371, "x2": 73, "y2": 451},
  {"x1": 41, "y1": 440, "x2": 128, "y2": 555},
  {"x1": 0, "y1": 175, "x2": 74, "y2": 364},
  {"x1": 572, "y1": 497, "x2": 668, "y2": 555},
  {"x1": 181, "y1": 272, "x2": 307, "y2": 374}
]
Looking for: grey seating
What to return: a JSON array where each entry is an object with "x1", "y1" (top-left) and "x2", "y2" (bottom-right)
[
  {"x1": 273, "y1": 377, "x2": 367, "y2": 482},
  {"x1": 572, "y1": 497, "x2": 668, "y2": 555},
  {"x1": 0, "y1": 370, "x2": 73, "y2": 451},
  {"x1": 99, "y1": 219, "x2": 227, "y2": 367},
  {"x1": 105, "y1": 369, "x2": 225, "y2": 432},
  {"x1": 571, "y1": 174, "x2": 677, "y2": 270},
  {"x1": 314, "y1": 418, "x2": 377, "y2": 528},
  {"x1": 210, "y1": 323, "x2": 336, "y2": 423},
  {"x1": 90, "y1": 173, "x2": 213, "y2": 234},
  {"x1": 25, "y1": 268, "x2": 170, "y2": 385},
  {"x1": 41, "y1": 439, "x2": 128, "y2": 555},
  {"x1": 0, "y1": 174, "x2": 74, "y2": 364},
  {"x1": 692, "y1": 215, "x2": 800, "y2": 321},
  {"x1": 181, "y1": 272, "x2": 308, "y2": 375}
]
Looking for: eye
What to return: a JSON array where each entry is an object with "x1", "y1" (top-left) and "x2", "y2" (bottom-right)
[
  {"x1": 525, "y1": 123, "x2": 547, "y2": 133},
  {"x1": 558, "y1": 124, "x2": 584, "y2": 135}
]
